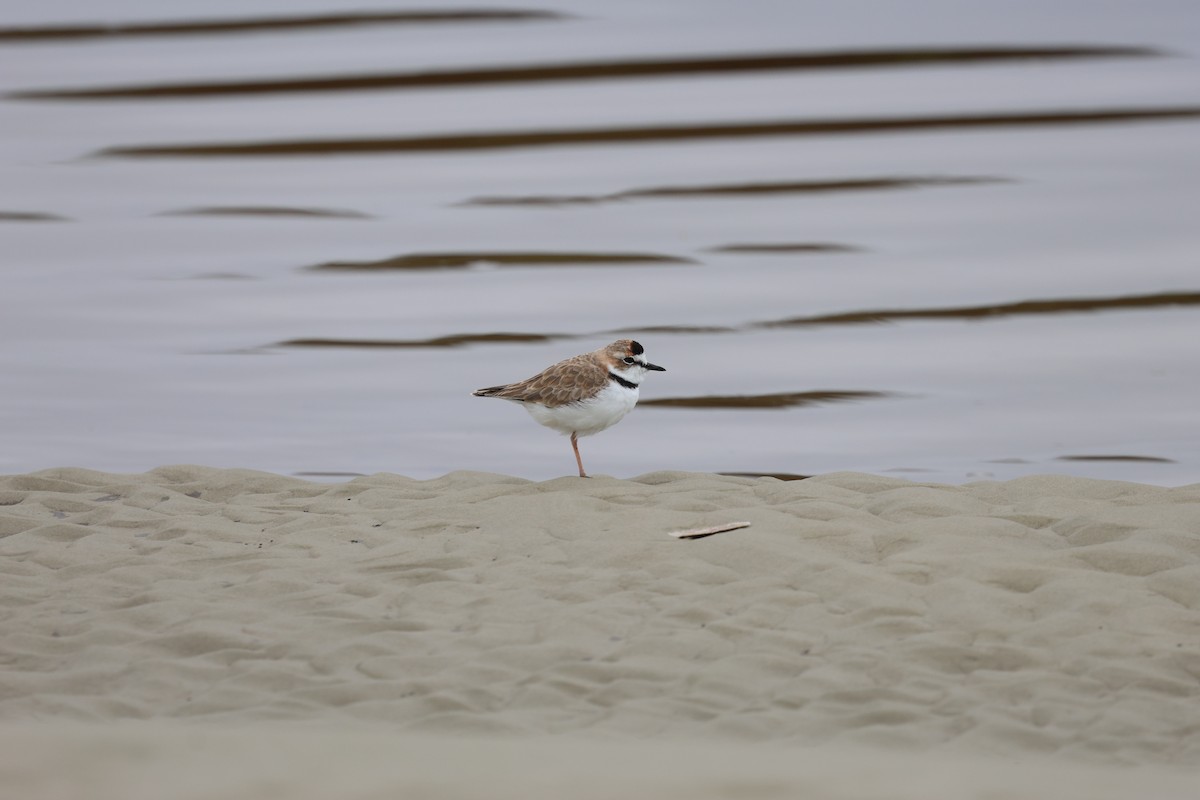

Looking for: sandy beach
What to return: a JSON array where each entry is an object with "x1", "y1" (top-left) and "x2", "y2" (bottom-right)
[{"x1": 2, "y1": 466, "x2": 1198, "y2": 798}]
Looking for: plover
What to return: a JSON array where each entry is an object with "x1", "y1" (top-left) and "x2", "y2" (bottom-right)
[{"x1": 472, "y1": 339, "x2": 665, "y2": 477}]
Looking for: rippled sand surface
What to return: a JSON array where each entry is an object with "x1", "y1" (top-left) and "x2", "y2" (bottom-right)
[{"x1": 1, "y1": 467, "x2": 1199, "y2": 797}]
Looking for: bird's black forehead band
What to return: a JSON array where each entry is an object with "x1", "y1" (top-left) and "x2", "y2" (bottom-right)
[{"x1": 630, "y1": 340, "x2": 644, "y2": 355}]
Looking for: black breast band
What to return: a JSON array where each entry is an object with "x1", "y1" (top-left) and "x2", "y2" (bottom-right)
[{"x1": 608, "y1": 372, "x2": 638, "y2": 389}]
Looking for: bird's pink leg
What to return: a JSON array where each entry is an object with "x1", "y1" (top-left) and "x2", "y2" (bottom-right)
[{"x1": 570, "y1": 432, "x2": 588, "y2": 478}]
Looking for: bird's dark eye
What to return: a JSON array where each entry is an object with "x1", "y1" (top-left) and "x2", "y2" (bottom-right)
[{"x1": 622, "y1": 357, "x2": 635, "y2": 364}]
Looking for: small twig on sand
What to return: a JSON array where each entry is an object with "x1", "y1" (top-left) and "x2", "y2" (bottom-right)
[{"x1": 668, "y1": 521, "x2": 750, "y2": 540}]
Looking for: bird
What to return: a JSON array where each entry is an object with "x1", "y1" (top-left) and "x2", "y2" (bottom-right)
[{"x1": 472, "y1": 339, "x2": 665, "y2": 477}]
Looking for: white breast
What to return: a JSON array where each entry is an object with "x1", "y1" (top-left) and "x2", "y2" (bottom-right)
[{"x1": 524, "y1": 382, "x2": 639, "y2": 437}]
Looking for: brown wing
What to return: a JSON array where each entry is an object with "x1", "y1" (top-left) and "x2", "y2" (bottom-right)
[{"x1": 473, "y1": 352, "x2": 607, "y2": 407}]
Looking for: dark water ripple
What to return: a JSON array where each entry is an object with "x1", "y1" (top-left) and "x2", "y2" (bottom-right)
[
  {"x1": 309, "y1": 252, "x2": 695, "y2": 271},
  {"x1": 0, "y1": 211, "x2": 70, "y2": 222},
  {"x1": 0, "y1": 9, "x2": 564, "y2": 42},
  {"x1": 280, "y1": 333, "x2": 572, "y2": 349},
  {"x1": 1056, "y1": 455, "x2": 1177, "y2": 463},
  {"x1": 95, "y1": 107, "x2": 1200, "y2": 158},
  {"x1": 758, "y1": 290, "x2": 1200, "y2": 327},
  {"x1": 160, "y1": 206, "x2": 372, "y2": 219},
  {"x1": 10, "y1": 46, "x2": 1158, "y2": 99},
  {"x1": 271, "y1": 290, "x2": 1200, "y2": 353},
  {"x1": 706, "y1": 243, "x2": 861, "y2": 254},
  {"x1": 639, "y1": 390, "x2": 895, "y2": 409},
  {"x1": 273, "y1": 328, "x2": 724, "y2": 350},
  {"x1": 462, "y1": 175, "x2": 1005, "y2": 207},
  {"x1": 608, "y1": 325, "x2": 741, "y2": 335}
]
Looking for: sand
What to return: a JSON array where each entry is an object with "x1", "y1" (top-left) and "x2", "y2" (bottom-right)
[{"x1": 1, "y1": 466, "x2": 1198, "y2": 798}]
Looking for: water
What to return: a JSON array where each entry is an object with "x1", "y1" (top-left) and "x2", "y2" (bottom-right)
[{"x1": 2, "y1": 0, "x2": 1199, "y2": 483}]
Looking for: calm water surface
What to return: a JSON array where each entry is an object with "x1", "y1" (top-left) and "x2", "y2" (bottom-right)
[{"x1": 2, "y1": 0, "x2": 1199, "y2": 483}]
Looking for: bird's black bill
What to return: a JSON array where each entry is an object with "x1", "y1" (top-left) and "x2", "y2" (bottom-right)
[{"x1": 645, "y1": 362, "x2": 666, "y2": 371}]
